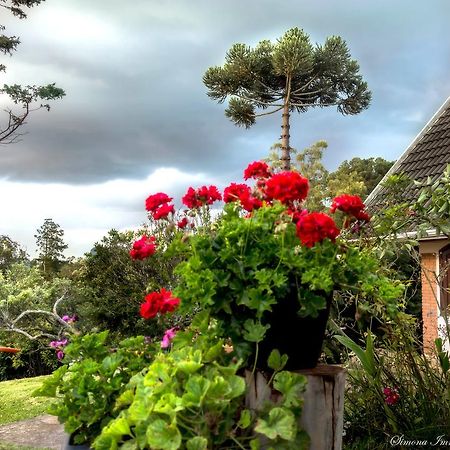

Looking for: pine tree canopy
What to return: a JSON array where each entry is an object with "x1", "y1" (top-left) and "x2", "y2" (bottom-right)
[{"x1": 204, "y1": 28, "x2": 371, "y2": 169}]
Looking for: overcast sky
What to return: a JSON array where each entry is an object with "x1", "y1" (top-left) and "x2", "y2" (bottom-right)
[{"x1": 1, "y1": 0, "x2": 450, "y2": 257}]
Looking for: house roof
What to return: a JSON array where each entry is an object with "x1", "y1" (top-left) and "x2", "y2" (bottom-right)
[{"x1": 366, "y1": 95, "x2": 450, "y2": 207}]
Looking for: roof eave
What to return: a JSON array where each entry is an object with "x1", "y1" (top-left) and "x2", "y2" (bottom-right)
[{"x1": 365, "y1": 94, "x2": 450, "y2": 206}]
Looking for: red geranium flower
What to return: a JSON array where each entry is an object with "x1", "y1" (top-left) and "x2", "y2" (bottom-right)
[
  {"x1": 239, "y1": 191, "x2": 263, "y2": 212},
  {"x1": 130, "y1": 235, "x2": 156, "y2": 260},
  {"x1": 244, "y1": 161, "x2": 271, "y2": 180},
  {"x1": 139, "y1": 288, "x2": 180, "y2": 319},
  {"x1": 287, "y1": 208, "x2": 308, "y2": 224},
  {"x1": 177, "y1": 217, "x2": 189, "y2": 229},
  {"x1": 182, "y1": 185, "x2": 222, "y2": 208},
  {"x1": 265, "y1": 171, "x2": 309, "y2": 205},
  {"x1": 383, "y1": 387, "x2": 400, "y2": 406},
  {"x1": 152, "y1": 203, "x2": 175, "y2": 220},
  {"x1": 296, "y1": 212, "x2": 340, "y2": 247},
  {"x1": 145, "y1": 192, "x2": 173, "y2": 212},
  {"x1": 330, "y1": 194, "x2": 370, "y2": 220},
  {"x1": 223, "y1": 183, "x2": 251, "y2": 203}
]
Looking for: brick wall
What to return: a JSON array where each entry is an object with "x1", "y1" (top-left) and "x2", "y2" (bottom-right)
[{"x1": 421, "y1": 252, "x2": 438, "y2": 351}]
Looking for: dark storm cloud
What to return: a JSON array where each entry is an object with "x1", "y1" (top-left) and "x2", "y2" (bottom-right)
[{"x1": 1, "y1": 0, "x2": 450, "y2": 183}]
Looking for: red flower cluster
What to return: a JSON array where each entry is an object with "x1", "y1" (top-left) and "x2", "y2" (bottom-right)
[
  {"x1": 182, "y1": 185, "x2": 222, "y2": 209},
  {"x1": 244, "y1": 161, "x2": 271, "y2": 180},
  {"x1": 223, "y1": 183, "x2": 262, "y2": 212},
  {"x1": 296, "y1": 212, "x2": 340, "y2": 247},
  {"x1": 140, "y1": 288, "x2": 180, "y2": 319},
  {"x1": 145, "y1": 192, "x2": 174, "y2": 220},
  {"x1": 330, "y1": 194, "x2": 370, "y2": 222},
  {"x1": 383, "y1": 387, "x2": 400, "y2": 406},
  {"x1": 265, "y1": 171, "x2": 309, "y2": 205},
  {"x1": 177, "y1": 217, "x2": 189, "y2": 229},
  {"x1": 130, "y1": 236, "x2": 157, "y2": 260}
]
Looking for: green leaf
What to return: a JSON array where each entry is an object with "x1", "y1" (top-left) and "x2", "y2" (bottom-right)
[
  {"x1": 186, "y1": 436, "x2": 208, "y2": 450},
  {"x1": 250, "y1": 439, "x2": 261, "y2": 449},
  {"x1": 243, "y1": 319, "x2": 270, "y2": 343},
  {"x1": 238, "y1": 409, "x2": 252, "y2": 429},
  {"x1": 335, "y1": 333, "x2": 376, "y2": 378},
  {"x1": 267, "y1": 349, "x2": 288, "y2": 372},
  {"x1": 181, "y1": 376, "x2": 211, "y2": 407},
  {"x1": 273, "y1": 372, "x2": 307, "y2": 408},
  {"x1": 255, "y1": 407, "x2": 297, "y2": 441},
  {"x1": 146, "y1": 419, "x2": 182, "y2": 450},
  {"x1": 105, "y1": 416, "x2": 131, "y2": 438}
]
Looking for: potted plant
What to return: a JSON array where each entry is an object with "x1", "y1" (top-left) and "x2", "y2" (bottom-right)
[{"x1": 37, "y1": 161, "x2": 403, "y2": 449}]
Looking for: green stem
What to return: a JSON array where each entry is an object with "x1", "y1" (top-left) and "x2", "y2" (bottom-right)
[
  {"x1": 230, "y1": 435, "x2": 247, "y2": 450},
  {"x1": 251, "y1": 342, "x2": 259, "y2": 375}
]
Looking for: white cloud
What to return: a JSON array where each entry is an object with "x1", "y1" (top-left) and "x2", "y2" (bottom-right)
[{"x1": 0, "y1": 167, "x2": 218, "y2": 257}]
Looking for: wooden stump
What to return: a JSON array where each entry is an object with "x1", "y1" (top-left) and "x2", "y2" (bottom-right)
[{"x1": 245, "y1": 364, "x2": 346, "y2": 450}]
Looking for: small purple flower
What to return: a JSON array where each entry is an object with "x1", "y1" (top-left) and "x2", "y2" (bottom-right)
[
  {"x1": 56, "y1": 350, "x2": 65, "y2": 360},
  {"x1": 161, "y1": 328, "x2": 177, "y2": 349},
  {"x1": 62, "y1": 314, "x2": 78, "y2": 324}
]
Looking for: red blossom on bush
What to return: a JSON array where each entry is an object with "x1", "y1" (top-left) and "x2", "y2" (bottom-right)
[
  {"x1": 145, "y1": 192, "x2": 173, "y2": 212},
  {"x1": 152, "y1": 203, "x2": 175, "y2": 220},
  {"x1": 265, "y1": 171, "x2": 309, "y2": 205},
  {"x1": 239, "y1": 191, "x2": 263, "y2": 212},
  {"x1": 296, "y1": 212, "x2": 340, "y2": 247},
  {"x1": 383, "y1": 387, "x2": 400, "y2": 406},
  {"x1": 223, "y1": 183, "x2": 251, "y2": 203},
  {"x1": 177, "y1": 217, "x2": 189, "y2": 229},
  {"x1": 330, "y1": 194, "x2": 370, "y2": 222},
  {"x1": 287, "y1": 208, "x2": 308, "y2": 224},
  {"x1": 130, "y1": 236, "x2": 157, "y2": 260},
  {"x1": 182, "y1": 185, "x2": 222, "y2": 209},
  {"x1": 244, "y1": 161, "x2": 271, "y2": 180},
  {"x1": 139, "y1": 288, "x2": 180, "y2": 319}
]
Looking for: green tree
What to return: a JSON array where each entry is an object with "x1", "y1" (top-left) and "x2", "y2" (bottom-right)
[
  {"x1": 0, "y1": 235, "x2": 28, "y2": 273},
  {"x1": 34, "y1": 218, "x2": 68, "y2": 276},
  {"x1": 1, "y1": 0, "x2": 65, "y2": 144},
  {"x1": 329, "y1": 157, "x2": 394, "y2": 199},
  {"x1": 74, "y1": 229, "x2": 180, "y2": 340},
  {"x1": 204, "y1": 27, "x2": 371, "y2": 169}
]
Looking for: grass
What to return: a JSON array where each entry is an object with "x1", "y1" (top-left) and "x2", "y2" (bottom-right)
[
  {"x1": 0, "y1": 445, "x2": 52, "y2": 450},
  {"x1": 0, "y1": 375, "x2": 55, "y2": 426}
]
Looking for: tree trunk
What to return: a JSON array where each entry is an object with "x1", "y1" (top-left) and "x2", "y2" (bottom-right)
[
  {"x1": 280, "y1": 101, "x2": 291, "y2": 171},
  {"x1": 245, "y1": 365, "x2": 346, "y2": 450}
]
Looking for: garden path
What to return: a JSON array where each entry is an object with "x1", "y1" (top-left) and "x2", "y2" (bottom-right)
[{"x1": 0, "y1": 414, "x2": 64, "y2": 449}]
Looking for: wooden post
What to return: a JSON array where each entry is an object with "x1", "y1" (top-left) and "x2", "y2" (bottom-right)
[
  {"x1": 245, "y1": 364, "x2": 346, "y2": 450},
  {"x1": 298, "y1": 364, "x2": 346, "y2": 450}
]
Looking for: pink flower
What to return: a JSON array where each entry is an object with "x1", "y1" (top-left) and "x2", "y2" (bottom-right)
[
  {"x1": 56, "y1": 350, "x2": 65, "y2": 360},
  {"x1": 161, "y1": 328, "x2": 177, "y2": 349}
]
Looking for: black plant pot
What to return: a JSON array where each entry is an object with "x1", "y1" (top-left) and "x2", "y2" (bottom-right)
[
  {"x1": 258, "y1": 291, "x2": 332, "y2": 371},
  {"x1": 62, "y1": 434, "x2": 92, "y2": 450}
]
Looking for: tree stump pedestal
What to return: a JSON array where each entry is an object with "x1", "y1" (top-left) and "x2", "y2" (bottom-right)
[{"x1": 246, "y1": 364, "x2": 346, "y2": 450}]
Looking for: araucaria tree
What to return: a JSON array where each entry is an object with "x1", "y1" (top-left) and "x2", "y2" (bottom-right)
[
  {"x1": 203, "y1": 27, "x2": 371, "y2": 170},
  {"x1": 34, "y1": 218, "x2": 68, "y2": 276},
  {"x1": 1, "y1": 0, "x2": 65, "y2": 144}
]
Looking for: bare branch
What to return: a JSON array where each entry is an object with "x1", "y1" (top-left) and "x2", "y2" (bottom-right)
[{"x1": 254, "y1": 106, "x2": 284, "y2": 118}]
